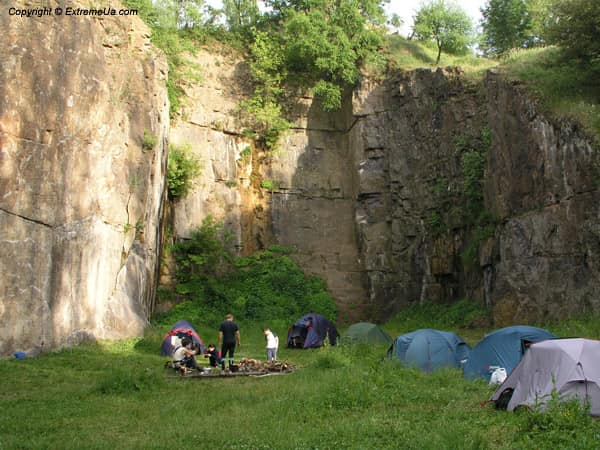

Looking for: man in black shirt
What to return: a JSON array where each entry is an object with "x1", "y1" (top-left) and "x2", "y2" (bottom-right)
[{"x1": 218, "y1": 314, "x2": 241, "y2": 369}]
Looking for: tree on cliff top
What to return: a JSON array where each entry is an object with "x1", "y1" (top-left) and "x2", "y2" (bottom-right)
[
  {"x1": 412, "y1": 0, "x2": 474, "y2": 65},
  {"x1": 544, "y1": 0, "x2": 600, "y2": 70},
  {"x1": 264, "y1": 0, "x2": 386, "y2": 110},
  {"x1": 239, "y1": 0, "x2": 387, "y2": 147},
  {"x1": 480, "y1": 0, "x2": 536, "y2": 56}
]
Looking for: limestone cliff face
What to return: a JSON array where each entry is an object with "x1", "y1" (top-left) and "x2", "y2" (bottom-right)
[
  {"x1": 172, "y1": 52, "x2": 599, "y2": 325},
  {"x1": 484, "y1": 72, "x2": 600, "y2": 324},
  {"x1": 0, "y1": 0, "x2": 169, "y2": 354},
  {"x1": 169, "y1": 50, "x2": 263, "y2": 255},
  {"x1": 350, "y1": 69, "x2": 488, "y2": 319}
]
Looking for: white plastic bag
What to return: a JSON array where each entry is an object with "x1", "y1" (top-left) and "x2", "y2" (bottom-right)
[{"x1": 489, "y1": 367, "x2": 507, "y2": 385}]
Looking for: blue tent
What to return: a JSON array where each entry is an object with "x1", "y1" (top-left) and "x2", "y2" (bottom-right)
[
  {"x1": 387, "y1": 329, "x2": 470, "y2": 372},
  {"x1": 463, "y1": 325, "x2": 556, "y2": 381},
  {"x1": 160, "y1": 320, "x2": 205, "y2": 356},
  {"x1": 287, "y1": 313, "x2": 339, "y2": 349}
]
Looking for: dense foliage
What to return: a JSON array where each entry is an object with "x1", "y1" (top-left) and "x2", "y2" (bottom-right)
[
  {"x1": 480, "y1": 0, "x2": 536, "y2": 56},
  {"x1": 240, "y1": 0, "x2": 386, "y2": 147},
  {"x1": 544, "y1": 0, "x2": 600, "y2": 72},
  {"x1": 480, "y1": 0, "x2": 598, "y2": 72},
  {"x1": 163, "y1": 217, "x2": 338, "y2": 327}
]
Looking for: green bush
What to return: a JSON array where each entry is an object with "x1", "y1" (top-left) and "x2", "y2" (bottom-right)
[
  {"x1": 161, "y1": 219, "x2": 337, "y2": 328},
  {"x1": 142, "y1": 130, "x2": 158, "y2": 151},
  {"x1": 167, "y1": 143, "x2": 201, "y2": 199}
]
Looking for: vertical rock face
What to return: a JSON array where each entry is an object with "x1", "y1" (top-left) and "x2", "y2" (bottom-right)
[
  {"x1": 350, "y1": 69, "x2": 487, "y2": 319},
  {"x1": 169, "y1": 50, "x2": 263, "y2": 255},
  {"x1": 171, "y1": 53, "x2": 599, "y2": 325},
  {"x1": 484, "y1": 72, "x2": 600, "y2": 324},
  {"x1": 266, "y1": 96, "x2": 367, "y2": 322},
  {"x1": 0, "y1": 1, "x2": 169, "y2": 354}
]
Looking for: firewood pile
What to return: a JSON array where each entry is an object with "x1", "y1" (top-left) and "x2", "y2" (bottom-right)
[{"x1": 238, "y1": 358, "x2": 296, "y2": 374}]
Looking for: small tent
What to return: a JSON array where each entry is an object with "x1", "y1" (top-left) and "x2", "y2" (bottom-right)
[
  {"x1": 287, "y1": 313, "x2": 339, "y2": 349},
  {"x1": 387, "y1": 329, "x2": 470, "y2": 373},
  {"x1": 342, "y1": 322, "x2": 392, "y2": 346},
  {"x1": 490, "y1": 338, "x2": 600, "y2": 415},
  {"x1": 463, "y1": 325, "x2": 556, "y2": 381},
  {"x1": 160, "y1": 320, "x2": 205, "y2": 356}
]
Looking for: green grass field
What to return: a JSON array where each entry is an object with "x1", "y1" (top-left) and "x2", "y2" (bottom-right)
[{"x1": 2, "y1": 311, "x2": 599, "y2": 450}]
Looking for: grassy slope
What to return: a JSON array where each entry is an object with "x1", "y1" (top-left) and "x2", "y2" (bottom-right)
[
  {"x1": 382, "y1": 36, "x2": 599, "y2": 144},
  {"x1": 497, "y1": 47, "x2": 600, "y2": 143}
]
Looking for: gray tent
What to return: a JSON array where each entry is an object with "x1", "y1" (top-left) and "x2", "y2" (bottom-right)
[{"x1": 490, "y1": 338, "x2": 600, "y2": 415}]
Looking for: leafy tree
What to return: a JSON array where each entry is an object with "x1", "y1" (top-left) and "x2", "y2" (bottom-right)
[
  {"x1": 240, "y1": 0, "x2": 386, "y2": 147},
  {"x1": 388, "y1": 13, "x2": 403, "y2": 34},
  {"x1": 544, "y1": 0, "x2": 600, "y2": 69},
  {"x1": 176, "y1": 0, "x2": 205, "y2": 28},
  {"x1": 223, "y1": 0, "x2": 260, "y2": 35},
  {"x1": 480, "y1": 0, "x2": 535, "y2": 56},
  {"x1": 240, "y1": 30, "x2": 291, "y2": 148},
  {"x1": 412, "y1": 0, "x2": 474, "y2": 64}
]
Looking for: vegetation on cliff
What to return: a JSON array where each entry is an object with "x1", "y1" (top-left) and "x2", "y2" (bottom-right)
[
  {"x1": 160, "y1": 216, "x2": 337, "y2": 327},
  {"x1": 126, "y1": 0, "x2": 598, "y2": 145}
]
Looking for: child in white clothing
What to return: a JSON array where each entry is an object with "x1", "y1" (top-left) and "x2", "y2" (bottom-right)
[{"x1": 263, "y1": 327, "x2": 279, "y2": 362}]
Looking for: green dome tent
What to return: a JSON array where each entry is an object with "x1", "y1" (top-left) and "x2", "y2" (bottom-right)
[{"x1": 342, "y1": 322, "x2": 392, "y2": 345}]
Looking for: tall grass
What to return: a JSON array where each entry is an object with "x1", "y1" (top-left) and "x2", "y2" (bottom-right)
[{"x1": 498, "y1": 47, "x2": 600, "y2": 142}]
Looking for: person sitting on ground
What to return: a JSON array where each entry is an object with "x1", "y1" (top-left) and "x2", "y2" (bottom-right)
[
  {"x1": 263, "y1": 327, "x2": 279, "y2": 362},
  {"x1": 172, "y1": 337, "x2": 199, "y2": 372},
  {"x1": 204, "y1": 343, "x2": 224, "y2": 370}
]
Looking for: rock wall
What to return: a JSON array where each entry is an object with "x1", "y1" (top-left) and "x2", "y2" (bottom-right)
[
  {"x1": 484, "y1": 72, "x2": 600, "y2": 324},
  {"x1": 349, "y1": 69, "x2": 488, "y2": 320},
  {"x1": 171, "y1": 54, "x2": 599, "y2": 325},
  {"x1": 0, "y1": 0, "x2": 169, "y2": 355},
  {"x1": 168, "y1": 50, "x2": 263, "y2": 256}
]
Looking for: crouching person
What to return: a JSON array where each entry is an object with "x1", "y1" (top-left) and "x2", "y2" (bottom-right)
[
  {"x1": 204, "y1": 343, "x2": 225, "y2": 370},
  {"x1": 172, "y1": 337, "x2": 199, "y2": 373}
]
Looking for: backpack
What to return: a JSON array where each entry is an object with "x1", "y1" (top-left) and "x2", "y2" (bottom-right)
[{"x1": 495, "y1": 388, "x2": 514, "y2": 410}]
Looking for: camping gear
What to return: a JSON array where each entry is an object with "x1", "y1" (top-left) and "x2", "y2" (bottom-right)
[
  {"x1": 387, "y1": 329, "x2": 470, "y2": 373},
  {"x1": 490, "y1": 338, "x2": 600, "y2": 415},
  {"x1": 342, "y1": 322, "x2": 392, "y2": 345},
  {"x1": 160, "y1": 320, "x2": 205, "y2": 356},
  {"x1": 463, "y1": 325, "x2": 556, "y2": 381},
  {"x1": 287, "y1": 313, "x2": 339, "y2": 349}
]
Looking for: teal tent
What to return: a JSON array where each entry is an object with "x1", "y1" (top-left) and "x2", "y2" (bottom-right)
[
  {"x1": 388, "y1": 329, "x2": 470, "y2": 372},
  {"x1": 463, "y1": 325, "x2": 556, "y2": 381},
  {"x1": 342, "y1": 322, "x2": 392, "y2": 345}
]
